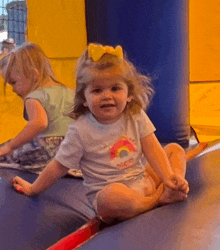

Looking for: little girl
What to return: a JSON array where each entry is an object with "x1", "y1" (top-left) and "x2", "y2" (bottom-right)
[
  {"x1": 0, "y1": 42, "x2": 75, "y2": 174},
  {"x1": 11, "y1": 43, "x2": 189, "y2": 222}
]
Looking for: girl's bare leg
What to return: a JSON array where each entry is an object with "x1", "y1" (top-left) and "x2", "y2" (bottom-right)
[
  {"x1": 96, "y1": 143, "x2": 187, "y2": 222},
  {"x1": 97, "y1": 183, "x2": 164, "y2": 223}
]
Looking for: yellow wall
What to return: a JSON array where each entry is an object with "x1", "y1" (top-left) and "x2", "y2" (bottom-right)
[
  {"x1": 190, "y1": 0, "x2": 220, "y2": 141},
  {"x1": 0, "y1": 85, "x2": 26, "y2": 143},
  {"x1": 27, "y1": 0, "x2": 87, "y2": 87},
  {"x1": 0, "y1": 0, "x2": 87, "y2": 144},
  {"x1": 190, "y1": 0, "x2": 220, "y2": 81}
]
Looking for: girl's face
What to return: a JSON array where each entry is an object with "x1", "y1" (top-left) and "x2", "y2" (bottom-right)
[
  {"x1": 7, "y1": 68, "x2": 34, "y2": 99},
  {"x1": 83, "y1": 75, "x2": 132, "y2": 124}
]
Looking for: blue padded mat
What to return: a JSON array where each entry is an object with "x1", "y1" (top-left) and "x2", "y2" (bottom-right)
[
  {"x1": 78, "y1": 149, "x2": 220, "y2": 250},
  {"x1": 0, "y1": 170, "x2": 95, "y2": 250},
  {"x1": 1, "y1": 149, "x2": 220, "y2": 250}
]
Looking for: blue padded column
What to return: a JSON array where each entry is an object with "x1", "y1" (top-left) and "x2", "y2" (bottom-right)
[{"x1": 86, "y1": 0, "x2": 190, "y2": 148}]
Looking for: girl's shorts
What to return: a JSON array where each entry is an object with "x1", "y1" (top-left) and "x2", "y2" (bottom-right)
[
  {"x1": 92, "y1": 173, "x2": 156, "y2": 214},
  {"x1": 0, "y1": 136, "x2": 64, "y2": 174}
]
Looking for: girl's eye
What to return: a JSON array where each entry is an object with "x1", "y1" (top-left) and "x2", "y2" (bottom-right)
[
  {"x1": 9, "y1": 81, "x2": 16, "y2": 85},
  {"x1": 112, "y1": 86, "x2": 121, "y2": 91},
  {"x1": 92, "y1": 88, "x2": 102, "y2": 93}
]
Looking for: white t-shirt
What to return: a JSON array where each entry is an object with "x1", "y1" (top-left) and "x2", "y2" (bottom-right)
[{"x1": 55, "y1": 109, "x2": 156, "y2": 199}]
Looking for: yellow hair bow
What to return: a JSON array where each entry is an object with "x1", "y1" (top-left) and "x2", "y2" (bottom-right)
[{"x1": 88, "y1": 44, "x2": 123, "y2": 62}]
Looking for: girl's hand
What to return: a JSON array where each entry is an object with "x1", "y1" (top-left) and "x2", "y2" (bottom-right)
[
  {"x1": 0, "y1": 143, "x2": 13, "y2": 157},
  {"x1": 10, "y1": 176, "x2": 34, "y2": 196},
  {"x1": 164, "y1": 174, "x2": 189, "y2": 194}
]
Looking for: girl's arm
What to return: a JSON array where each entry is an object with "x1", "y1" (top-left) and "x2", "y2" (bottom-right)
[
  {"x1": 141, "y1": 133, "x2": 179, "y2": 189},
  {"x1": 0, "y1": 98, "x2": 48, "y2": 156},
  {"x1": 11, "y1": 159, "x2": 69, "y2": 196}
]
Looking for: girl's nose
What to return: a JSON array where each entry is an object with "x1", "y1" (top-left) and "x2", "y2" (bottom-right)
[{"x1": 102, "y1": 90, "x2": 112, "y2": 99}]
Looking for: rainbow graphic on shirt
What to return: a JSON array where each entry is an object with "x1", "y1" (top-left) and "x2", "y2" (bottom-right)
[{"x1": 110, "y1": 137, "x2": 136, "y2": 159}]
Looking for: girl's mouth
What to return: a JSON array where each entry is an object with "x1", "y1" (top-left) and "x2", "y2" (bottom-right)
[{"x1": 100, "y1": 104, "x2": 115, "y2": 108}]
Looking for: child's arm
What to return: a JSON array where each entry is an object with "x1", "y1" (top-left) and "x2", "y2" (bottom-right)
[
  {"x1": 141, "y1": 133, "x2": 187, "y2": 190},
  {"x1": 0, "y1": 99, "x2": 48, "y2": 156},
  {"x1": 10, "y1": 159, "x2": 69, "y2": 196}
]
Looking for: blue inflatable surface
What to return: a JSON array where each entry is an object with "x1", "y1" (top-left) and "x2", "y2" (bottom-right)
[
  {"x1": 77, "y1": 148, "x2": 220, "y2": 250},
  {"x1": 1, "y1": 148, "x2": 220, "y2": 250},
  {"x1": 0, "y1": 170, "x2": 95, "y2": 250}
]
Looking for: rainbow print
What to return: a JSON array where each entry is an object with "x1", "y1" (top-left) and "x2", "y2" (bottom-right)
[{"x1": 110, "y1": 137, "x2": 136, "y2": 159}]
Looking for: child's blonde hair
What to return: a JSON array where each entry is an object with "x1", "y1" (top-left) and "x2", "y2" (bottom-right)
[
  {"x1": 0, "y1": 42, "x2": 61, "y2": 95},
  {"x1": 71, "y1": 43, "x2": 154, "y2": 119}
]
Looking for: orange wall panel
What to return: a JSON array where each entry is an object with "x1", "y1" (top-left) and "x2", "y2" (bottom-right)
[{"x1": 190, "y1": 0, "x2": 220, "y2": 82}]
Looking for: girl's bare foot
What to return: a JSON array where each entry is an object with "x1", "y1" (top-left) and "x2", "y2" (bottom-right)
[{"x1": 159, "y1": 185, "x2": 187, "y2": 205}]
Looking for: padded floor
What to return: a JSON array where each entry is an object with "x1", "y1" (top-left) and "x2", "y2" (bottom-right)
[
  {"x1": 78, "y1": 148, "x2": 220, "y2": 250},
  {"x1": 0, "y1": 170, "x2": 95, "y2": 250}
]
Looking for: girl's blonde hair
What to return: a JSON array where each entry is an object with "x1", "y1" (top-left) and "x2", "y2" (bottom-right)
[
  {"x1": 71, "y1": 43, "x2": 154, "y2": 119},
  {"x1": 0, "y1": 42, "x2": 61, "y2": 95}
]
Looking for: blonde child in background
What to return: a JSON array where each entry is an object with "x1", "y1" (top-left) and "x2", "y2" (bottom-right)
[
  {"x1": 11, "y1": 43, "x2": 189, "y2": 223},
  {"x1": 0, "y1": 38, "x2": 16, "y2": 57},
  {"x1": 0, "y1": 42, "x2": 76, "y2": 174}
]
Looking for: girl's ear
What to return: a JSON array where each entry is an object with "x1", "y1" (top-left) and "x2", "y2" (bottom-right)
[
  {"x1": 83, "y1": 101, "x2": 88, "y2": 107},
  {"x1": 127, "y1": 95, "x2": 133, "y2": 103}
]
